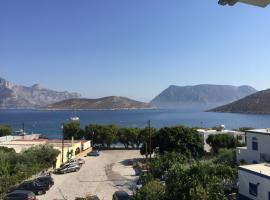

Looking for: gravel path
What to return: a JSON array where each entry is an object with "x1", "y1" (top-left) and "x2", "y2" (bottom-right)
[{"x1": 39, "y1": 150, "x2": 141, "y2": 200}]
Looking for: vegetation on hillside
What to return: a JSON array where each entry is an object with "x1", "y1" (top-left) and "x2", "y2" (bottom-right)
[{"x1": 0, "y1": 145, "x2": 60, "y2": 196}]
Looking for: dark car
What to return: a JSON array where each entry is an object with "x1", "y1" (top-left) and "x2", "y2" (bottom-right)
[
  {"x1": 3, "y1": 190, "x2": 36, "y2": 200},
  {"x1": 35, "y1": 175, "x2": 54, "y2": 189},
  {"x1": 112, "y1": 191, "x2": 131, "y2": 200},
  {"x1": 10, "y1": 181, "x2": 47, "y2": 195},
  {"x1": 87, "y1": 150, "x2": 100, "y2": 157}
]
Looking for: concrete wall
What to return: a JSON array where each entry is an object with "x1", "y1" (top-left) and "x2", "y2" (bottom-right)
[
  {"x1": 0, "y1": 134, "x2": 40, "y2": 142},
  {"x1": 238, "y1": 132, "x2": 270, "y2": 164},
  {"x1": 237, "y1": 147, "x2": 260, "y2": 164},
  {"x1": 239, "y1": 169, "x2": 270, "y2": 200},
  {"x1": 82, "y1": 141, "x2": 91, "y2": 151}
]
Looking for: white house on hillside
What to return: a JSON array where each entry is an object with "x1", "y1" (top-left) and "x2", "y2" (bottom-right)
[
  {"x1": 237, "y1": 129, "x2": 270, "y2": 164},
  {"x1": 239, "y1": 163, "x2": 270, "y2": 200},
  {"x1": 197, "y1": 128, "x2": 245, "y2": 152}
]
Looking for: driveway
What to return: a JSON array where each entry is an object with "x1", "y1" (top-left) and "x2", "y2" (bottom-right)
[{"x1": 39, "y1": 150, "x2": 142, "y2": 200}]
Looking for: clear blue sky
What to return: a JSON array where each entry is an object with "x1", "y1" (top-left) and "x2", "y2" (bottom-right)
[{"x1": 0, "y1": 0, "x2": 270, "y2": 102}]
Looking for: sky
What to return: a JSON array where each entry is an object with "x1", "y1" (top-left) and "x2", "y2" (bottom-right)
[{"x1": 0, "y1": 0, "x2": 270, "y2": 102}]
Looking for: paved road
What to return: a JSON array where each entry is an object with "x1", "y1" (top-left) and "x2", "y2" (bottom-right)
[{"x1": 39, "y1": 150, "x2": 141, "y2": 200}]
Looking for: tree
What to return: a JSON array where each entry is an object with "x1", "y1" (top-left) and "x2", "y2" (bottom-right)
[
  {"x1": 206, "y1": 134, "x2": 238, "y2": 154},
  {"x1": 63, "y1": 122, "x2": 84, "y2": 140},
  {"x1": 213, "y1": 148, "x2": 237, "y2": 167},
  {"x1": 154, "y1": 126, "x2": 204, "y2": 159},
  {"x1": 132, "y1": 180, "x2": 165, "y2": 200},
  {"x1": 165, "y1": 162, "x2": 229, "y2": 200},
  {"x1": 0, "y1": 125, "x2": 11, "y2": 137},
  {"x1": 102, "y1": 125, "x2": 118, "y2": 148},
  {"x1": 85, "y1": 124, "x2": 117, "y2": 147},
  {"x1": 117, "y1": 128, "x2": 140, "y2": 148},
  {"x1": 149, "y1": 152, "x2": 186, "y2": 179},
  {"x1": 0, "y1": 145, "x2": 60, "y2": 196}
]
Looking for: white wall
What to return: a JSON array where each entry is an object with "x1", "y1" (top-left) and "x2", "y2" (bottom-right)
[
  {"x1": 237, "y1": 147, "x2": 260, "y2": 164},
  {"x1": 237, "y1": 132, "x2": 270, "y2": 164},
  {"x1": 239, "y1": 169, "x2": 270, "y2": 200}
]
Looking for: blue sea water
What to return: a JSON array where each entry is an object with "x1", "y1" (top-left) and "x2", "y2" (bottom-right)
[{"x1": 1, "y1": 109, "x2": 270, "y2": 139}]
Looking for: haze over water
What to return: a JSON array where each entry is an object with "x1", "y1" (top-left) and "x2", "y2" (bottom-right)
[{"x1": 1, "y1": 110, "x2": 270, "y2": 139}]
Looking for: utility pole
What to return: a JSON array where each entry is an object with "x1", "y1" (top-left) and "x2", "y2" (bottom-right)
[
  {"x1": 148, "y1": 120, "x2": 152, "y2": 162},
  {"x1": 62, "y1": 123, "x2": 64, "y2": 164}
]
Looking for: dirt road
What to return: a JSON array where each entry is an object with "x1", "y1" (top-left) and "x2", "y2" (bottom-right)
[{"x1": 39, "y1": 150, "x2": 141, "y2": 200}]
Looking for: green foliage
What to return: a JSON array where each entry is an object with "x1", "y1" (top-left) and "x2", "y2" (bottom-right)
[
  {"x1": 0, "y1": 147, "x2": 15, "y2": 153},
  {"x1": 238, "y1": 127, "x2": 253, "y2": 132},
  {"x1": 0, "y1": 145, "x2": 60, "y2": 195},
  {"x1": 117, "y1": 128, "x2": 140, "y2": 148},
  {"x1": 0, "y1": 125, "x2": 11, "y2": 137},
  {"x1": 165, "y1": 161, "x2": 232, "y2": 200},
  {"x1": 213, "y1": 148, "x2": 237, "y2": 167},
  {"x1": 149, "y1": 152, "x2": 186, "y2": 179},
  {"x1": 206, "y1": 134, "x2": 238, "y2": 153},
  {"x1": 153, "y1": 126, "x2": 204, "y2": 158},
  {"x1": 132, "y1": 180, "x2": 165, "y2": 200},
  {"x1": 63, "y1": 122, "x2": 84, "y2": 140},
  {"x1": 85, "y1": 124, "x2": 118, "y2": 147}
]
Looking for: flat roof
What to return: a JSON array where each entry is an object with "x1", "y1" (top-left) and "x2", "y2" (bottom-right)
[
  {"x1": 239, "y1": 163, "x2": 270, "y2": 178},
  {"x1": 247, "y1": 129, "x2": 270, "y2": 135}
]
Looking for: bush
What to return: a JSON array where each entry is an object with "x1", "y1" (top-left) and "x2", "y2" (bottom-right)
[
  {"x1": 132, "y1": 180, "x2": 165, "y2": 200},
  {"x1": 206, "y1": 134, "x2": 238, "y2": 154},
  {"x1": 153, "y1": 126, "x2": 204, "y2": 159},
  {"x1": 0, "y1": 145, "x2": 60, "y2": 196},
  {"x1": 0, "y1": 125, "x2": 11, "y2": 137}
]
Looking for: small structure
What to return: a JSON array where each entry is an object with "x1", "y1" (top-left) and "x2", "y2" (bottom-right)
[
  {"x1": 197, "y1": 127, "x2": 245, "y2": 152},
  {"x1": 0, "y1": 136, "x2": 91, "y2": 168},
  {"x1": 239, "y1": 163, "x2": 270, "y2": 200},
  {"x1": 237, "y1": 129, "x2": 270, "y2": 164}
]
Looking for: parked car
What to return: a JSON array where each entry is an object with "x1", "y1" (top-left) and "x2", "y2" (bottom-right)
[
  {"x1": 9, "y1": 181, "x2": 47, "y2": 195},
  {"x1": 56, "y1": 164, "x2": 81, "y2": 174},
  {"x1": 3, "y1": 190, "x2": 36, "y2": 200},
  {"x1": 35, "y1": 175, "x2": 54, "y2": 189},
  {"x1": 112, "y1": 191, "x2": 131, "y2": 200},
  {"x1": 87, "y1": 150, "x2": 100, "y2": 157},
  {"x1": 60, "y1": 159, "x2": 77, "y2": 168},
  {"x1": 77, "y1": 158, "x2": 85, "y2": 165}
]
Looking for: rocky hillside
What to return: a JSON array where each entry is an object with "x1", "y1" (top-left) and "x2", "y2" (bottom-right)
[
  {"x1": 209, "y1": 89, "x2": 270, "y2": 114},
  {"x1": 44, "y1": 96, "x2": 153, "y2": 110},
  {"x1": 0, "y1": 77, "x2": 81, "y2": 109},
  {"x1": 151, "y1": 84, "x2": 257, "y2": 110}
]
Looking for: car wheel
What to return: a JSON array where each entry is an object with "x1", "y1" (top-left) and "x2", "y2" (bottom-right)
[
  {"x1": 38, "y1": 190, "x2": 43, "y2": 195},
  {"x1": 76, "y1": 168, "x2": 79, "y2": 172}
]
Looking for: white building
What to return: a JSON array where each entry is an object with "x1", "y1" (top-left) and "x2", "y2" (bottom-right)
[
  {"x1": 237, "y1": 129, "x2": 270, "y2": 164},
  {"x1": 197, "y1": 128, "x2": 245, "y2": 152},
  {"x1": 239, "y1": 163, "x2": 270, "y2": 200}
]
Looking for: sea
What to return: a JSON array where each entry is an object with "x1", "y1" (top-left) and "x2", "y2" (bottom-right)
[{"x1": 1, "y1": 109, "x2": 270, "y2": 139}]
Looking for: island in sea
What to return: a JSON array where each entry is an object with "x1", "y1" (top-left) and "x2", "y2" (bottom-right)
[{"x1": 43, "y1": 96, "x2": 154, "y2": 110}]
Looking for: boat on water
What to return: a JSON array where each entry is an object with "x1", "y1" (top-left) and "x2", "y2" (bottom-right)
[
  {"x1": 15, "y1": 129, "x2": 28, "y2": 136},
  {"x1": 70, "y1": 116, "x2": 80, "y2": 122}
]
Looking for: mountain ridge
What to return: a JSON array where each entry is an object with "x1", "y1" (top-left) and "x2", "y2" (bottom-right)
[
  {"x1": 209, "y1": 89, "x2": 270, "y2": 114},
  {"x1": 151, "y1": 84, "x2": 257, "y2": 110},
  {"x1": 0, "y1": 77, "x2": 81, "y2": 109}
]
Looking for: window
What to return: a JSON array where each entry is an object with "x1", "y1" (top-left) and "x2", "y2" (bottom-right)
[
  {"x1": 252, "y1": 141, "x2": 258, "y2": 151},
  {"x1": 249, "y1": 183, "x2": 258, "y2": 197}
]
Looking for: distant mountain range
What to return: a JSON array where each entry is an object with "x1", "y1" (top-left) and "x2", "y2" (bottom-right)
[
  {"x1": 0, "y1": 77, "x2": 259, "y2": 111},
  {"x1": 0, "y1": 77, "x2": 81, "y2": 109},
  {"x1": 151, "y1": 84, "x2": 257, "y2": 110},
  {"x1": 209, "y1": 89, "x2": 270, "y2": 114},
  {"x1": 44, "y1": 96, "x2": 153, "y2": 110}
]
